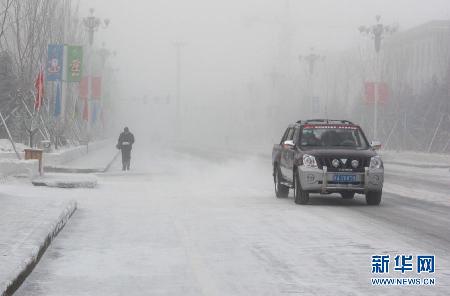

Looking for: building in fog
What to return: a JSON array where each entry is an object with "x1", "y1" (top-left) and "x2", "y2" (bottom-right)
[{"x1": 383, "y1": 20, "x2": 450, "y2": 95}]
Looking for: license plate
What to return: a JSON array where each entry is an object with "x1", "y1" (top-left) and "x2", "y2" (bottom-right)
[{"x1": 333, "y1": 175, "x2": 356, "y2": 182}]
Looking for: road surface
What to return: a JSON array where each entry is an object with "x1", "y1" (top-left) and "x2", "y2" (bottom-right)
[{"x1": 15, "y1": 145, "x2": 450, "y2": 295}]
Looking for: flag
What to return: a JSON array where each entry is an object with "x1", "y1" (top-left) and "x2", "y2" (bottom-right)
[
  {"x1": 378, "y1": 82, "x2": 389, "y2": 105},
  {"x1": 91, "y1": 77, "x2": 102, "y2": 100},
  {"x1": 67, "y1": 45, "x2": 83, "y2": 82},
  {"x1": 79, "y1": 76, "x2": 89, "y2": 99},
  {"x1": 46, "y1": 44, "x2": 64, "y2": 81},
  {"x1": 53, "y1": 81, "x2": 62, "y2": 117},
  {"x1": 364, "y1": 81, "x2": 389, "y2": 105},
  {"x1": 364, "y1": 81, "x2": 375, "y2": 104},
  {"x1": 34, "y1": 66, "x2": 44, "y2": 111}
]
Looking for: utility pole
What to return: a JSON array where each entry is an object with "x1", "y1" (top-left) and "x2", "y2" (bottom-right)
[
  {"x1": 173, "y1": 41, "x2": 186, "y2": 136},
  {"x1": 299, "y1": 48, "x2": 325, "y2": 116},
  {"x1": 359, "y1": 15, "x2": 397, "y2": 140},
  {"x1": 83, "y1": 8, "x2": 109, "y2": 140}
]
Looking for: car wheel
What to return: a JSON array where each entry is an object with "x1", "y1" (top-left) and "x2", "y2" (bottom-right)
[
  {"x1": 294, "y1": 170, "x2": 309, "y2": 205},
  {"x1": 366, "y1": 191, "x2": 382, "y2": 205},
  {"x1": 341, "y1": 192, "x2": 355, "y2": 199},
  {"x1": 274, "y1": 166, "x2": 289, "y2": 198}
]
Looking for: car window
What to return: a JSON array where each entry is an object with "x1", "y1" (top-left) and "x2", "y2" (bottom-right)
[
  {"x1": 280, "y1": 128, "x2": 290, "y2": 144},
  {"x1": 299, "y1": 126, "x2": 369, "y2": 149},
  {"x1": 287, "y1": 128, "x2": 294, "y2": 141}
]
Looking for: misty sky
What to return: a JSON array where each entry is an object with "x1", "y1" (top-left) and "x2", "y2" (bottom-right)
[{"x1": 81, "y1": 0, "x2": 450, "y2": 104}]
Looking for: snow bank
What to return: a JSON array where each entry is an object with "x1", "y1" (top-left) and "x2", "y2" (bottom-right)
[
  {"x1": 0, "y1": 159, "x2": 39, "y2": 178},
  {"x1": 0, "y1": 139, "x2": 29, "y2": 153},
  {"x1": 43, "y1": 140, "x2": 110, "y2": 167}
]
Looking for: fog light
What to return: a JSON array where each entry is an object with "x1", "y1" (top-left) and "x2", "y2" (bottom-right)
[{"x1": 306, "y1": 174, "x2": 315, "y2": 183}]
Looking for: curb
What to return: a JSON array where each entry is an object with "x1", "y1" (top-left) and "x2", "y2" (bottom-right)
[{"x1": 0, "y1": 200, "x2": 77, "y2": 296}]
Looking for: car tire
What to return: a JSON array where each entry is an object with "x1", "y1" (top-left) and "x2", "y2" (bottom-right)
[
  {"x1": 274, "y1": 166, "x2": 289, "y2": 198},
  {"x1": 341, "y1": 192, "x2": 355, "y2": 199},
  {"x1": 366, "y1": 191, "x2": 382, "y2": 205},
  {"x1": 294, "y1": 170, "x2": 309, "y2": 204}
]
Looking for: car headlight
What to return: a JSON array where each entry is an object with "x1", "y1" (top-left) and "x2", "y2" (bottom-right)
[
  {"x1": 369, "y1": 155, "x2": 383, "y2": 170},
  {"x1": 303, "y1": 154, "x2": 318, "y2": 168}
]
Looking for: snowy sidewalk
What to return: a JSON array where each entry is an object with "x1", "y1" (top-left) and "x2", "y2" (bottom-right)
[
  {"x1": 0, "y1": 193, "x2": 76, "y2": 296},
  {"x1": 45, "y1": 142, "x2": 119, "y2": 173}
]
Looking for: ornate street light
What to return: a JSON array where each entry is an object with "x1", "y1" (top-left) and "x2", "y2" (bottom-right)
[
  {"x1": 299, "y1": 48, "x2": 325, "y2": 115},
  {"x1": 299, "y1": 48, "x2": 325, "y2": 76},
  {"x1": 359, "y1": 15, "x2": 397, "y2": 54},
  {"x1": 359, "y1": 15, "x2": 397, "y2": 140},
  {"x1": 83, "y1": 8, "x2": 109, "y2": 46}
]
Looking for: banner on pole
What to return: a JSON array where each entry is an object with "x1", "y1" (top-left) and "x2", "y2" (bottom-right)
[
  {"x1": 46, "y1": 44, "x2": 64, "y2": 81},
  {"x1": 92, "y1": 77, "x2": 102, "y2": 99},
  {"x1": 34, "y1": 66, "x2": 44, "y2": 111},
  {"x1": 364, "y1": 81, "x2": 389, "y2": 105},
  {"x1": 67, "y1": 45, "x2": 83, "y2": 82},
  {"x1": 79, "y1": 76, "x2": 89, "y2": 99}
]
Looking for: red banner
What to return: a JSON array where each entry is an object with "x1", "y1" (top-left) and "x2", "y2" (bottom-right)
[
  {"x1": 34, "y1": 67, "x2": 44, "y2": 111},
  {"x1": 364, "y1": 82, "x2": 375, "y2": 104},
  {"x1": 92, "y1": 77, "x2": 102, "y2": 100},
  {"x1": 364, "y1": 81, "x2": 389, "y2": 105},
  {"x1": 79, "y1": 76, "x2": 88, "y2": 99}
]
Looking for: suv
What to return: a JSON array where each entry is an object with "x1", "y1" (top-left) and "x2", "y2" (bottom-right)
[{"x1": 272, "y1": 119, "x2": 384, "y2": 205}]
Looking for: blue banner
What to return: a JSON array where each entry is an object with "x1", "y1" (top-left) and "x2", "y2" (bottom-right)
[
  {"x1": 53, "y1": 81, "x2": 62, "y2": 117},
  {"x1": 46, "y1": 44, "x2": 64, "y2": 81}
]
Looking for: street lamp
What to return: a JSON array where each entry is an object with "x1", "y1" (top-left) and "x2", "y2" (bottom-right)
[
  {"x1": 299, "y1": 48, "x2": 325, "y2": 115},
  {"x1": 359, "y1": 15, "x2": 397, "y2": 140},
  {"x1": 82, "y1": 8, "x2": 109, "y2": 139},
  {"x1": 299, "y1": 48, "x2": 325, "y2": 76},
  {"x1": 83, "y1": 8, "x2": 109, "y2": 46}
]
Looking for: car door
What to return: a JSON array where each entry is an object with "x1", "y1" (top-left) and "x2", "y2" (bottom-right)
[{"x1": 280, "y1": 127, "x2": 295, "y2": 182}]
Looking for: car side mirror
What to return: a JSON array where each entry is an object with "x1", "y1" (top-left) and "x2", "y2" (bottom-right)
[
  {"x1": 283, "y1": 140, "x2": 295, "y2": 149},
  {"x1": 371, "y1": 140, "x2": 382, "y2": 150}
]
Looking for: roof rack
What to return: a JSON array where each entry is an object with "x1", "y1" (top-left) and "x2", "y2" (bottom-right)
[{"x1": 297, "y1": 119, "x2": 355, "y2": 125}]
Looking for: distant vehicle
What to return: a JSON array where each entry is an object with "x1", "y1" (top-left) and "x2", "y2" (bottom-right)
[{"x1": 272, "y1": 119, "x2": 384, "y2": 205}]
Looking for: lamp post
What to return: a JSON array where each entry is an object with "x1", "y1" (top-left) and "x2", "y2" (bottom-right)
[
  {"x1": 173, "y1": 41, "x2": 186, "y2": 138},
  {"x1": 82, "y1": 8, "x2": 109, "y2": 138},
  {"x1": 299, "y1": 48, "x2": 325, "y2": 115},
  {"x1": 359, "y1": 15, "x2": 397, "y2": 140}
]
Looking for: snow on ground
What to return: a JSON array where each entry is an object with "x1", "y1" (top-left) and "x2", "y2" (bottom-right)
[
  {"x1": 62, "y1": 142, "x2": 118, "y2": 170},
  {"x1": 0, "y1": 139, "x2": 29, "y2": 152},
  {"x1": 0, "y1": 187, "x2": 76, "y2": 294},
  {"x1": 32, "y1": 173, "x2": 98, "y2": 188},
  {"x1": 381, "y1": 150, "x2": 450, "y2": 167},
  {"x1": 12, "y1": 144, "x2": 450, "y2": 296}
]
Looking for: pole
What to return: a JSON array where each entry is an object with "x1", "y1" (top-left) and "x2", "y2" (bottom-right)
[
  {"x1": 374, "y1": 53, "x2": 379, "y2": 140},
  {"x1": 174, "y1": 41, "x2": 186, "y2": 137}
]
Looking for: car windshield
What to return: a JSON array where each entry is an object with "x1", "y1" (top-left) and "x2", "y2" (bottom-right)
[{"x1": 299, "y1": 126, "x2": 369, "y2": 149}]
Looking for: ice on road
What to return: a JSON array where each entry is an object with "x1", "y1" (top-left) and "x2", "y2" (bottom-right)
[{"x1": 16, "y1": 145, "x2": 450, "y2": 295}]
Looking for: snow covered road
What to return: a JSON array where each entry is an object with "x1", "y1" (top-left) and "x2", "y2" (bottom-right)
[{"x1": 15, "y1": 146, "x2": 450, "y2": 295}]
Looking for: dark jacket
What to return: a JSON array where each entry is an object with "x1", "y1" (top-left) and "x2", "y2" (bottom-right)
[{"x1": 118, "y1": 131, "x2": 135, "y2": 150}]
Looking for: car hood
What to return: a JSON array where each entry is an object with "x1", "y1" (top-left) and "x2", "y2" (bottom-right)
[{"x1": 301, "y1": 148, "x2": 378, "y2": 158}]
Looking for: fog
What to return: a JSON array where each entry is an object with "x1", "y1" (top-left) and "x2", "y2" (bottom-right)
[{"x1": 83, "y1": 0, "x2": 450, "y2": 151}]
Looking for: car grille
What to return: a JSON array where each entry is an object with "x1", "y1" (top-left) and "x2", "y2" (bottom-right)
[{"x1": 316, "y1": 156, "x2": 370, "y2": 172}]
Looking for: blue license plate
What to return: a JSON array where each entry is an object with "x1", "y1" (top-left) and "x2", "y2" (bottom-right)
[{"x1": 333, "y1": 175, "x2": 357, "y2": 182}]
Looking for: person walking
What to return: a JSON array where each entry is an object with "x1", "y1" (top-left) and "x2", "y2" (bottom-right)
[{"x1": 117, "y1": 127, "x2": 135, "y2": 171}]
